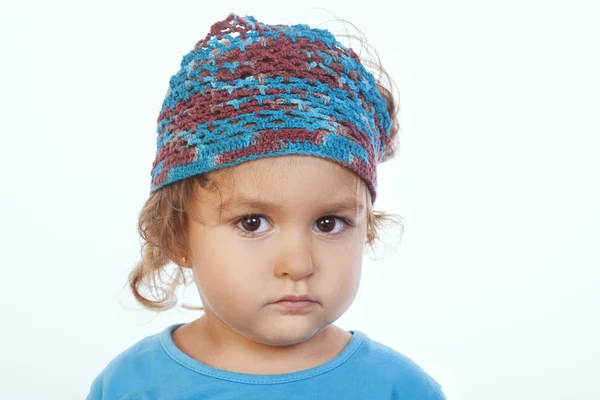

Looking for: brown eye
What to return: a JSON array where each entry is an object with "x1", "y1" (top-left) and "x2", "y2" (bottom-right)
[
  {"x1": 233, "y1": 214, "x2": 272, "y2": 237},
  {"x1": 240, "y1": 215, "x2": 263, "y2": 232},
  {"x1": 316, "y1": 216, "x2": 339, "y2": 233}
]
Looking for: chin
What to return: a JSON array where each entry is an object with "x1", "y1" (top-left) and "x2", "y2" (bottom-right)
[{"x1": 252, "y1": 320, "x2": 327, "y2": 346}]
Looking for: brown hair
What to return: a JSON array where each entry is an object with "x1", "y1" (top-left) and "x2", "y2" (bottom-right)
[{"x1": 128, "y1": 19, "x2": 404, "y2": 312}]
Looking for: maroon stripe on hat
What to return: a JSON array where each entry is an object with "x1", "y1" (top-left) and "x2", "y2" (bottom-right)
[
  {"x1": 214, "y1": 128, "x2": 327, "y2": 165},
  {"x1": 159, "y1": 88, "x2": 367, "y2": 150},
  {"x1": 151, "y1": 137, "x2": 197, "y2": 187},
  {"x1": 160, "y1": 87, "x2": 309, "y2": 136},
  {"x1": 349, "y1": 154, "x2": 376, "y2": 202},
  {"x1": 338, "y1": 120, "x2": 373, "y2": 159},
  {"x1": 158, "y1": 80, "x2": 369, "y2": 131},
  {"x1": 352, "y1": 154, "x2": 374, "y2": 184}
]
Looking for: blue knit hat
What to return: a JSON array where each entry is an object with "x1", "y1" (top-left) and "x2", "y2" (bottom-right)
[{"x1": 151, "y1": 13, "x2": 392, "y2": 203}]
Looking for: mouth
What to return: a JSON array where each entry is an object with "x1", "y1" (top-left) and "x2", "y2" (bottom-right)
[
  {"x1": 276, "y1": 294, "x2": 316, "y2": 302},
  {"x1": 271, "y1": 294, "x2": 318, "y2": 311},
  {"x1": 274, "y1": 300, "x2": 316, "y2": 310}
]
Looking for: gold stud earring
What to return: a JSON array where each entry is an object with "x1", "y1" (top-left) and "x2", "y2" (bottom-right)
[{"x1": 180, "y1": 256, "x2": 186, "y2": 264}]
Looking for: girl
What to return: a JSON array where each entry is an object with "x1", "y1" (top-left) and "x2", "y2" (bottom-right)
[{"x1": 87, "y1": 13, "x2": 446, "y2": 399}]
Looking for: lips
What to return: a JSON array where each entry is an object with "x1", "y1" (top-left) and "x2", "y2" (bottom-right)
[
  {"x1": 275, "y1": 300, "x2": 316, "y2": 310},
  {"x1": 276, "y1": 294, "x2": 316, "y2": 303}
]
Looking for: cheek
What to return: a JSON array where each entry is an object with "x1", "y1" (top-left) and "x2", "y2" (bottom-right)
[
  {"x1": 191, "y1": 231, "x2": 268, "y2": 302},
  {"x1": 316, "y1": 241, "x2": 363, "y2": 295},
  {"x1": 341, "y1": 251, "x2": 363, "y2": 293}
]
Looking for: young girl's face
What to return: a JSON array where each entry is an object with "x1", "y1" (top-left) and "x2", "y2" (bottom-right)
[{"x1": 187, "y1": 155, "x2": 368, "y2": 347}]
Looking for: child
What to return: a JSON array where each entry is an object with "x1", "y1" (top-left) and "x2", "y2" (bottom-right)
[{"x1": 86, "y1": 13, "x2": 447, "y2": 399}]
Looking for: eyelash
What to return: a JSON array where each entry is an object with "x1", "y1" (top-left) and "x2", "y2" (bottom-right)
[{"x1": 231, "y1": 214, "x2": 355, "y2": 239}]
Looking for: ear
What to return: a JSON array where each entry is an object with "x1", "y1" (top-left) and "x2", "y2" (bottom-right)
[{"x1": 176, "y1": 254, "x2": 192, "y2": 268}]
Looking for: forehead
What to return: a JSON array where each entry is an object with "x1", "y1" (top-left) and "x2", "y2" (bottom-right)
[{"x1": 199, "y1": 156, "x2": 365, "y2": 210}]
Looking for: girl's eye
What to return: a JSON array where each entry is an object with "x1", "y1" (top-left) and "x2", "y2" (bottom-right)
[
  {"x1": 232, "y1": 214, "x2": 353, "y2": 238},
  {"x1": 313, "y1": 216, "x2": 350, "y2": 236},
  {"x1": 234, "y1": 214, "x2": 271, "y2": 236}
]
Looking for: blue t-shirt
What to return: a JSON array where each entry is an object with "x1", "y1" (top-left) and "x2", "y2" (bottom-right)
[{"x1": 86, "y1": 323, "x2": 446, "y2": 399}]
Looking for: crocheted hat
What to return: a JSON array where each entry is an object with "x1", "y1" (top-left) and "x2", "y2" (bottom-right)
[{"x1": 151, "y1": 13, "x2": 392, "y2": 203}]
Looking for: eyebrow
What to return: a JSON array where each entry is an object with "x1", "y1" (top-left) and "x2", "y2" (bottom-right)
[{"x1": 217, "y1": 195, "x2": 364, "y2": 214}]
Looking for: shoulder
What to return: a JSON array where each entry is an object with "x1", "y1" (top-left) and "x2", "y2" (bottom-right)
[
  {"x1": 355, "y1": 333, "x2": 447, "y2": 400},
  {"x1": 102, "y1": 329, "x2": 164, "y2": 375},
  {"x1": 86, "y1": 328, "x2": 166, "y2": 399}
]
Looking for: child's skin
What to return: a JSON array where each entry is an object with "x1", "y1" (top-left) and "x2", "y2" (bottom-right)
[{"x1": 173, "y1": 155, "x2": 369, "y2": 374}]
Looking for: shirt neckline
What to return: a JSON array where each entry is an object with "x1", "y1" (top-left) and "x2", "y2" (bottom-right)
[{"x1": 160, "y1": 323, "x2": 367, "y2": 384}]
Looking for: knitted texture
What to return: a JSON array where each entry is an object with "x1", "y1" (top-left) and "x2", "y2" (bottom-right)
[{"x1": 150, "y1": 13, "x2": 392, "y2": 203}]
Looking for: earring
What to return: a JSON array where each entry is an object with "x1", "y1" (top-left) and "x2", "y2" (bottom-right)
[{"x1": 180, "y1": 256, "x2": 186, "y2": 264}]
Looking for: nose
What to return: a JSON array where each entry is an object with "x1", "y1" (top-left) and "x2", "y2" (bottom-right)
[{"x1": 273, "y1": 229, "x2": 316, "y2": 280}]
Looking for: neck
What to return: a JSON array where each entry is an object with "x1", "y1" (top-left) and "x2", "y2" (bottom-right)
[{"x1": 173, "y1": 315, "x2": 351, "y2": 374}]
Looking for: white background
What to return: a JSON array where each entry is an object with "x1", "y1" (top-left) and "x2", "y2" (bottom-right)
[{"x1": 1, "y1": 0, "x2": 599, "y2": 399}]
